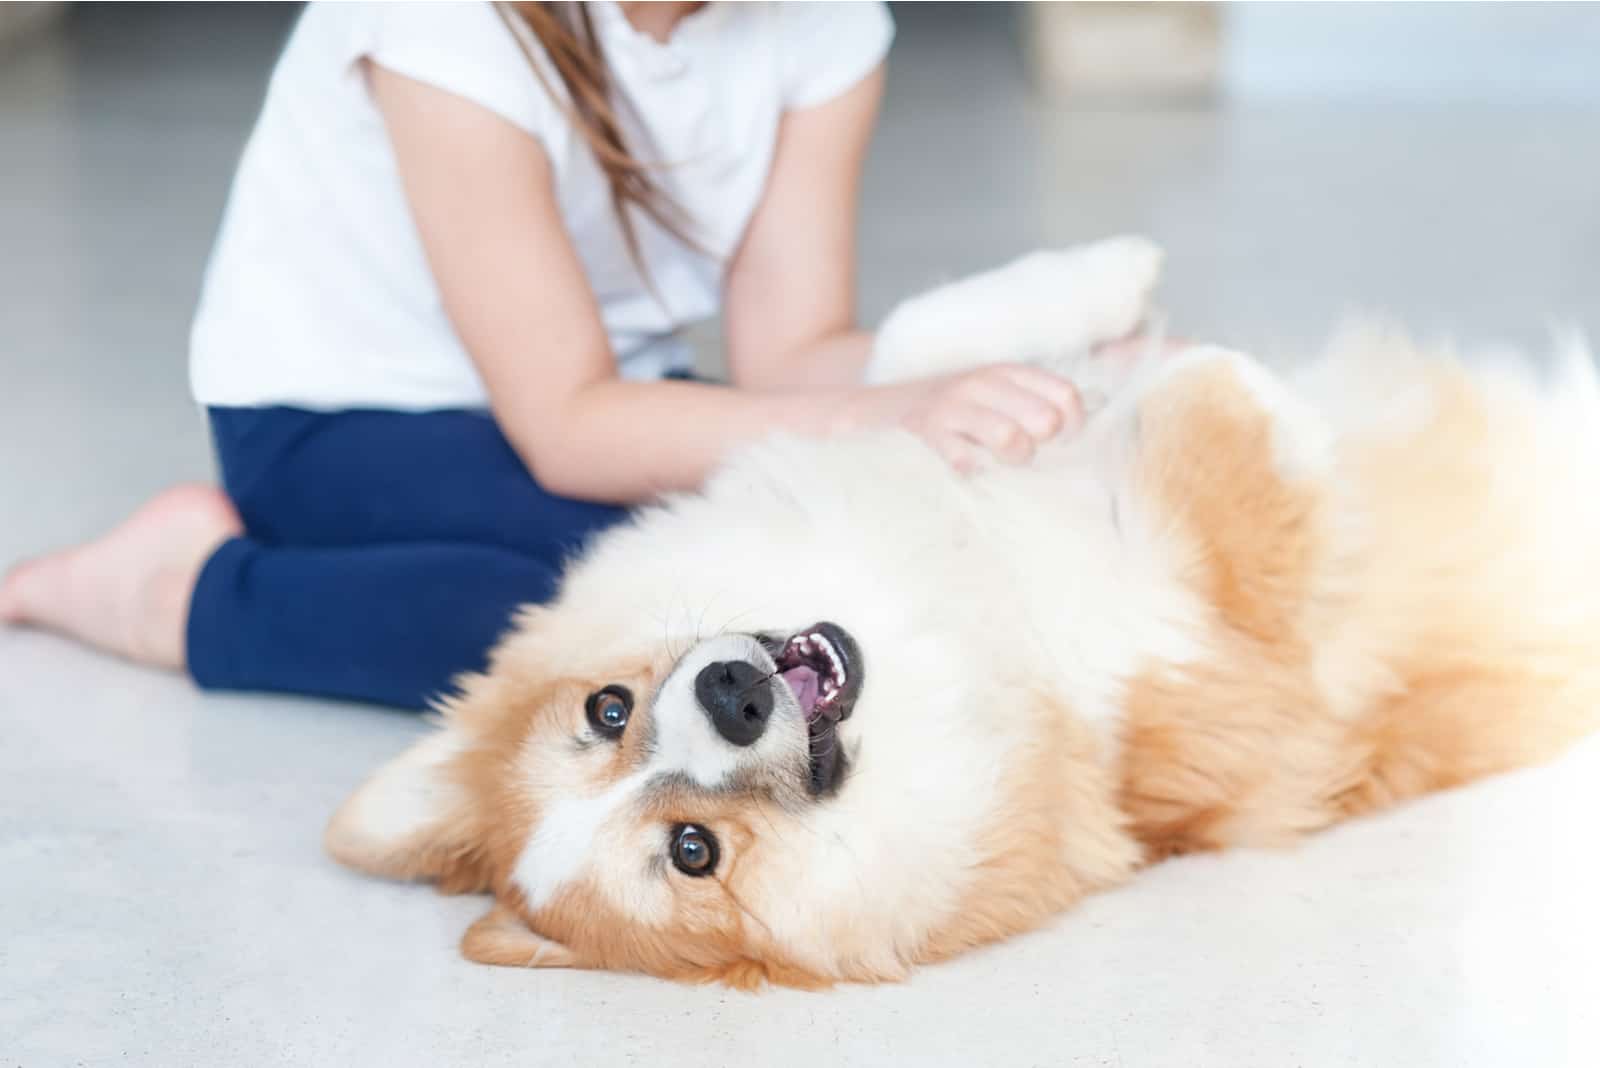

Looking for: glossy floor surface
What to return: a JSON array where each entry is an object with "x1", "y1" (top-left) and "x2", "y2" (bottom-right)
[{"x1": 4, "y1": 5, "x2": 1599, "y2": 1065}]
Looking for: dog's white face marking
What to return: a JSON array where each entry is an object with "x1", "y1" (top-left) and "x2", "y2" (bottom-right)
[{"x1": 514, "y1": 770, "x2": 647, "y2": 913}]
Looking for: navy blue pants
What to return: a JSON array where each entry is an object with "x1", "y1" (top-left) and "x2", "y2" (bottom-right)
[{"x1": 186, "y1": 407, "x2": 627, "y2": 709}]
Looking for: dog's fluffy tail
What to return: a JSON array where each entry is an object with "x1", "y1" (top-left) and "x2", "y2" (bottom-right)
[
  {"x1": 1546, "y1": 327, "x2": 1600, "y2": 451},
  {"x1": 1318, "y1": 325, "x2": 1600, "y2": 813}
]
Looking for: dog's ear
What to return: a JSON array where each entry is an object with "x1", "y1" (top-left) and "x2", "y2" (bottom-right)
[
  {"x1": 462, "y1": 905, "x2": 579, "y2": 969},
  {"x1": 324, "y1": 726, "x2": 485, "y2": 887}
]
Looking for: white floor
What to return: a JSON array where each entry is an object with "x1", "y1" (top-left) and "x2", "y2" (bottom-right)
[{"x1": 4, "y1": 5, "x2": 1600, "y2": 1065}]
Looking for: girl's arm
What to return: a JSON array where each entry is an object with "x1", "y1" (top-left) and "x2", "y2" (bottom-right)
[
  {"x1": 370, "y1": 63, "x2": 853, "y2": 502},
  {"x1": 371, "y1": 65, "x2": 1081, "y2": 503},
  {"x1": 720, "y1": 66, "x2": 885, "y2": 389}
]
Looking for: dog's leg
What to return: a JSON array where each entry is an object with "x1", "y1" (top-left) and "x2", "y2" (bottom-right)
[
  {"x1": 1103, "y1": 348, "x2": 1355, "y2": 855},
  {"x1": 866, "y1": 236, "x2": 1164, "y2": 384},
  {"x1": 1115, "y1": 346, "x2": 1335, "y2": 641}
]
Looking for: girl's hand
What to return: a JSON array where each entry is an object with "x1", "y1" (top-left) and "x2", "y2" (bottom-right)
[{"x1": 841, "y1": 364, "x2": 1084, "y2": 473}]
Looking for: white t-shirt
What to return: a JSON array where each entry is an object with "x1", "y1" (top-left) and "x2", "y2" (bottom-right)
[{"x1": 189, "y1": 1, "x2": 893, "y2": 411}]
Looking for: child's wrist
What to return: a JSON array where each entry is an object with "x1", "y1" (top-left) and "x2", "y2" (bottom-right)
[{"x1": 827, "y1": 385, "x2": 881, "y2": 436}]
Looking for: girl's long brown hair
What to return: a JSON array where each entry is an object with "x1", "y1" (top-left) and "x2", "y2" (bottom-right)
[{"x1": 500, "y1": 2, "x2": 697, "y2": 272}]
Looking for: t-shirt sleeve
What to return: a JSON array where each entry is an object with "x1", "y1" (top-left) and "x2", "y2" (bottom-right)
[
  {"x1": 777, "y1": 1, "x2": 896, "y2": 110},
  {"x1": 350, "y1": 1, "x2": 563, "y2": 143}
]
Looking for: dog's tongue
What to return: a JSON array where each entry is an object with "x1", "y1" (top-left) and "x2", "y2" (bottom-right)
[{"x1": 780, "y1": 665, "x2": 822, "y2": 719}]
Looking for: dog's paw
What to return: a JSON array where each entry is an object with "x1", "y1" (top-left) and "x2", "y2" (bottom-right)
[
  {"x1": 866, "y1": 236, "x2": 1165, "y2": 385},
  {"x1": 1052, "y1": 235, "x2": 1165, "y2": 340}
]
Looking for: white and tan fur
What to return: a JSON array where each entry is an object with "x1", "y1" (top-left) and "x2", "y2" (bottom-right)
[{"x1": 326, "y1": 237, "x2": 1600, "y2": 988}]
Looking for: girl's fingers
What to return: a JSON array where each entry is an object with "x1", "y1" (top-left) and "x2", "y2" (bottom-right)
[
  {"x1": 915, "y1": 363, "x2": 1101, "y2": 471},
  {"x1": 939, "y1": 404, "x2": 1035, "y2": 465},
  {"x1": 959, "y1": 377, "x2": 1067, "y2": 441},
  {"x1": 991, "y1": 365, "x2": 1084, "y2": 431}
]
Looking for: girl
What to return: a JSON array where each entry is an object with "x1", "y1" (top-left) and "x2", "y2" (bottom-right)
[{"x1": 0, "y1": 1, "x2": 1089, "y2": 709}]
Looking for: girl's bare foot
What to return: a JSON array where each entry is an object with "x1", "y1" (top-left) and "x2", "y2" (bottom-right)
[{"x1": 0, "y1": 484, "x2": 243, "y2": 669}]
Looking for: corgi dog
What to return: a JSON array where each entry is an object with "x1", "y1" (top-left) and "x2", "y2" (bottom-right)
[{"x1": 326, "y1": 237, "x2": 1600, "y2": 988}]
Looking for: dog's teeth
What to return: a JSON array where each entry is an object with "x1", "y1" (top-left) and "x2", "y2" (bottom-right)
[{"x1": 790, "y1": 631, "x2": 849, "y2": 696}]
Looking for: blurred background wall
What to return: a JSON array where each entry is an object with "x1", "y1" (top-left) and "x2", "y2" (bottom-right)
[
  {"x1": 1023, "y1": 1, "x2": 1600, "y2": 100},
  {"x1": 1224, "y1": 2, "x2": 1600, "y2": 100}
]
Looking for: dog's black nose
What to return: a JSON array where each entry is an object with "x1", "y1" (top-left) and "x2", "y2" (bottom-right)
[{"x1": 695, "y1": 660, "x2": 772, "y2": 747}]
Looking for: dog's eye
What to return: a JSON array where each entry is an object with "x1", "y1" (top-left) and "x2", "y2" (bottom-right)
[
  {"x1": 584, "y1": 685, "x2": 632, "y2": 738},
  {"x1": 670, "y1": 824, "x2": 719, "y2": 877}
]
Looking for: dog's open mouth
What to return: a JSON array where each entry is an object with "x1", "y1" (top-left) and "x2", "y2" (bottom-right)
[{"x1": 768, "y1": 622, "x2": 862, "y2": 796}]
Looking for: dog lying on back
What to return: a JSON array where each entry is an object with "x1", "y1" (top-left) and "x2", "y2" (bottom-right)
[{"x1": 326, "y1": 237, "x2": 1600, "y2": 988}]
